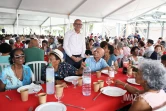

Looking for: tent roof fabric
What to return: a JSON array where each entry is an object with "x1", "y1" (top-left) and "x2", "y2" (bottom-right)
[{"x1": 0, "y1": 0, "x2": 166, "y2": 26}]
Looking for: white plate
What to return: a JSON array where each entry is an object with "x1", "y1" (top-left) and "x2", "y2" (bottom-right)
[
  {"x1": 64, "y1": 76, "x2": 80, "y2": 82},
  {"x1": 35, "y1": 102, "x2": 67, "y2": 111},
  {"x1": 101, "y1": 70, "x2": 117, "y2": 75},
  {"x1": 100, "y1": 86, "x2": 127, "y2": 97},
  {"x1": 127, "y1": 78, "x2": 140, "y2": 85},
  {"x1": 17, "y1": 83, "x2": 42, "y2": 94}
]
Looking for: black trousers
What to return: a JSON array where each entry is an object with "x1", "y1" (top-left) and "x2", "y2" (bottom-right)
[{"x1": 65, "y1": 54, "x2": 82, "y2": 69}]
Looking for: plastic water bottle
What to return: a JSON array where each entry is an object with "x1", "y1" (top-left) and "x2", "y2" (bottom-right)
[
  {"x1": 46, "y1": 63, "x2": 55, "y2": 94},
  {"x1": 109, "y1": 63, "x2": 115, "y2": 82},
  {"x1": 82, "y1": 64, "x2": 91, "y2": 96}
]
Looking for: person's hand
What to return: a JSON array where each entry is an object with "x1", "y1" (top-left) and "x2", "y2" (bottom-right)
[
  {"x1": 84, "y1": 54, "x2": 90, "y2": 58},
  {"x1": 44, "y1": 46, "x2": 47, "y2": 51},
  {"x1": 71, "y1": 56, "x2": 82, "y2": 62},
  {"x1": 76, "y1": 57, "x2": 83, "y2": 62},
  {"x1": 81, "y1": 62, "x2": 86, "y2": 69},
  {"x1": 61, "y1": 82, "x2": 68, "y2": 88},
  {"x1": 71, "y1": 56, "x2": 77, "y2": 62},
  {"x1": 56, "y1": 80, "x2": 68, "y2": 88},
  {"x1": 114, "y1": 80, "x2": 125, "y2": 86}
]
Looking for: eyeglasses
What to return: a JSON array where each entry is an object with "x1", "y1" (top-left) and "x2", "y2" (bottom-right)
[
  {"x1": 14, "y1": 54, "x2": 25, "y2": 59},
  {"x1": 74, "y1": 23, "x2": 82, "y2": 26}
]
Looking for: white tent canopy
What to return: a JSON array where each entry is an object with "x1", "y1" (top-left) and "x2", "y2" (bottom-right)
[{"x1": 0, "y1": 0, "x2": 166, "y2": 26}]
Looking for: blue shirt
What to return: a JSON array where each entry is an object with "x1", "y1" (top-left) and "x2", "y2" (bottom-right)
[
  {"x1": 0, "y1": 55, "x2": 10, "y2": 63},
  {"x1": 85, "y1": 57, "x2": 109, "y2": 72},
  {"x1": 0, "y1": 65, "x2": 32, "y2": 90},
  {"x1": 107, "y1": 54, "x2": 117, "y2": 66},
  {"x1": 0, "y1": 55, "x2": 10, "y2": 72}
]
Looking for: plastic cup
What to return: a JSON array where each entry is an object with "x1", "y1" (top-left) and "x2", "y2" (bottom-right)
[
  {"x1": 96, "y1": 71, "x2": 101, "y2": 78},
  {"x1": 20, "y1": 89, "x2": 29, "y2": 102},
  {"x1": 38, "y1": 93, "x2": 47, "y2": 104},
  {"x1": 93, "y1": 82, "x2": 100, "y2": 92}
]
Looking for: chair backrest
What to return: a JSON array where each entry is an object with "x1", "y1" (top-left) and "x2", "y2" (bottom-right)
[
  {"x1": 25, "y1": 61, "x2": 47, "y2": 81},
  {"x1": 0, "y1": 63, "x2": 10, "y2": 73}
]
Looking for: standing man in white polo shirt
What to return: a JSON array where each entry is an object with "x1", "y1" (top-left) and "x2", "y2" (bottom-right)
[{"x1": 63, "y1": 19, "x2": 86, "y2": 69}]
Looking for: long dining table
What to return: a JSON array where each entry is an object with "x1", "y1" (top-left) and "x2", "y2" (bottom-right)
[{"x1": 0, "y1": 69, "x2": 142, "y2": 111}]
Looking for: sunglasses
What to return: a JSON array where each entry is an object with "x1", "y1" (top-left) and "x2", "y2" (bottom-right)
[{"x1": 14, "y1": 54, "x2": 25, "y2": 59}]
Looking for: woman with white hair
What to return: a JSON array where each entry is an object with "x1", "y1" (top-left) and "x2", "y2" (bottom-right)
[{"x1": 115, "y1": 60, "x2": 166, "y2": 111}]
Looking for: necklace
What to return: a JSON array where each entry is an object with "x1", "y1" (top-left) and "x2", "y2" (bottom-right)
[{"x1": 13, "y1": 65, "x2": 23, "y2": 80}]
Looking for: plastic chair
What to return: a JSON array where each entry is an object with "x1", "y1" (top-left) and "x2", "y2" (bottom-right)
[
  {"x1": 0, "y1": 63, "x2": 10, "y2": 73},
  {"x1": 25, "y1": 61, "x2": 47, "y2": 82}
]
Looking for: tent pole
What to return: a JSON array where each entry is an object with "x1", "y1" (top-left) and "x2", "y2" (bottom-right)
[
  {"x1": 147, "y1": 22, "x2": 150, "y2": 40},
  {"x1": 50, "y1": 17, "x2": 51, "y2": 35},
  {"x1": 16, "y1": 12, "x2": 19, "y2": 36},
  {"x1": 161, "y1": 22, "x2": 164, "y2": 37}
]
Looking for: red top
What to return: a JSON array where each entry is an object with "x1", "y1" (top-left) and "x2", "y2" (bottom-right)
[
  {"x1": 0, "y1": 69, "x2": 142, "y2": 111},
  {"x1": 14, "y1": 42, "x2": 24, "y2": 48},
  {"x1": 163, "y1": 51, "x2": 166, "y2": 55}
]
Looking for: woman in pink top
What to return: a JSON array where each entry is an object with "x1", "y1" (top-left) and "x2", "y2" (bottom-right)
[
  {"x1": 115, "y1": 60, "x2": 166, "y2": 111},
  {"x1": 123, "y1": 42, "x2": 130, "y2": 57}
]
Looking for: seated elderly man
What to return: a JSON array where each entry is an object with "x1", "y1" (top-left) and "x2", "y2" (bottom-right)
[
  {"x1": 79, "y1": 47, "x2": 109, "y2": 72},
  {"x1": 115, "y1": 60, "x2": 166, "y2": 111}
]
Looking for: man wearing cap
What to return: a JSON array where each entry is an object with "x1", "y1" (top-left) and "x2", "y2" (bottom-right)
[
  {"x1": 144, "y1": 39, "x2": 154, "y2": 58},
  {"x1": 63, "y1": 19, "x2": 86, "y2": 69}
]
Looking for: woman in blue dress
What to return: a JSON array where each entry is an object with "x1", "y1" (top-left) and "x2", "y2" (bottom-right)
[
  {"x1": 100, "y1": 41, "x2": 119, "y2": 67},
  {"x1": 0, "y1": 48, "x2": 32, "y2": 91}
]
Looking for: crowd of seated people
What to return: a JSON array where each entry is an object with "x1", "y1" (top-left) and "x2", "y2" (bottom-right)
[{"x1": 0, "y1": 28, "x2": 166, "y2": 110}]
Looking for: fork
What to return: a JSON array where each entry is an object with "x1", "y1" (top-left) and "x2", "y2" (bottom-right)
[
  {"x1": 63, "y1": 103, "x2": 86, "y2": 110},
  {"x1": 28, "y1": 107, "x2": 33, "y2": 111},
  {"x1": 5, "y1": 95, "x2": 12, "y2": 100},
  {"x1": 93, "y1": 90, "x2": 104, "y2": 101}
]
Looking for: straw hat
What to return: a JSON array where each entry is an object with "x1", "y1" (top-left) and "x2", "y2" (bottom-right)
[{"x1": 50, "y1": 49, "x2": 63, "y2": 62}]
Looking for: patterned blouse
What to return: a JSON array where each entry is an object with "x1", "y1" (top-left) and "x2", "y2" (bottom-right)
[
  {"x1": 41, "y1": 62, "x2": 77, "y2": 81},
  {"x1": 0, "y1": 65, "x2": 32, "y2": 90}
]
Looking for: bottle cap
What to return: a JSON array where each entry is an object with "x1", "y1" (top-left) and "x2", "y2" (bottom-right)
[{"x1": 48, "y1": 63, "x2": 52, "y2": 67}]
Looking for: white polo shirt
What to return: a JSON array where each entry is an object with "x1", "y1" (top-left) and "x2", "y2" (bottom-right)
[{"x1": 63, "y1": 30, "x2": 85, "y2": 57}]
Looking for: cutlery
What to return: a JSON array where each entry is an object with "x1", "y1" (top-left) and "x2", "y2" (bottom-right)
[
  {"x1": 5, "y1": 95, "x2": 12, "y2": 100},
  {"x1": 28, "y1": 107, "x2": 33, "y2": 111},
  {"x1": 93, "y1": 90, "x2": 104, "y2": 101},
  {"x1": 41, "y1": 87, "x2": 44, "y2": 92},
  {"x1": 63, "y1": 103, "x2": 85, "y2": 110}
]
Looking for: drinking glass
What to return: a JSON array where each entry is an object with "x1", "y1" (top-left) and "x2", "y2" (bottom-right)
[
  {"x1": 55, "y1": 93, "x2": 64, "y2": 102},
  {"x1": 72, "y1": 79, "x2": 78, "y2": 88},
  {"x1": 106, "y1": 77, "x2": 111, "y2": 86}
]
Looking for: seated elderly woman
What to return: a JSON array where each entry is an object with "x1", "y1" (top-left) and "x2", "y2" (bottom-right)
[
  {"x1": 41, "y1": 49, "x2": 81, "y2": 87},
  {"x1": 0, "y1": 49, "x2": 32, "y2": 91},
  {"x1": 115, "y1": 60, "x2": 166, "y2": 111}
]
